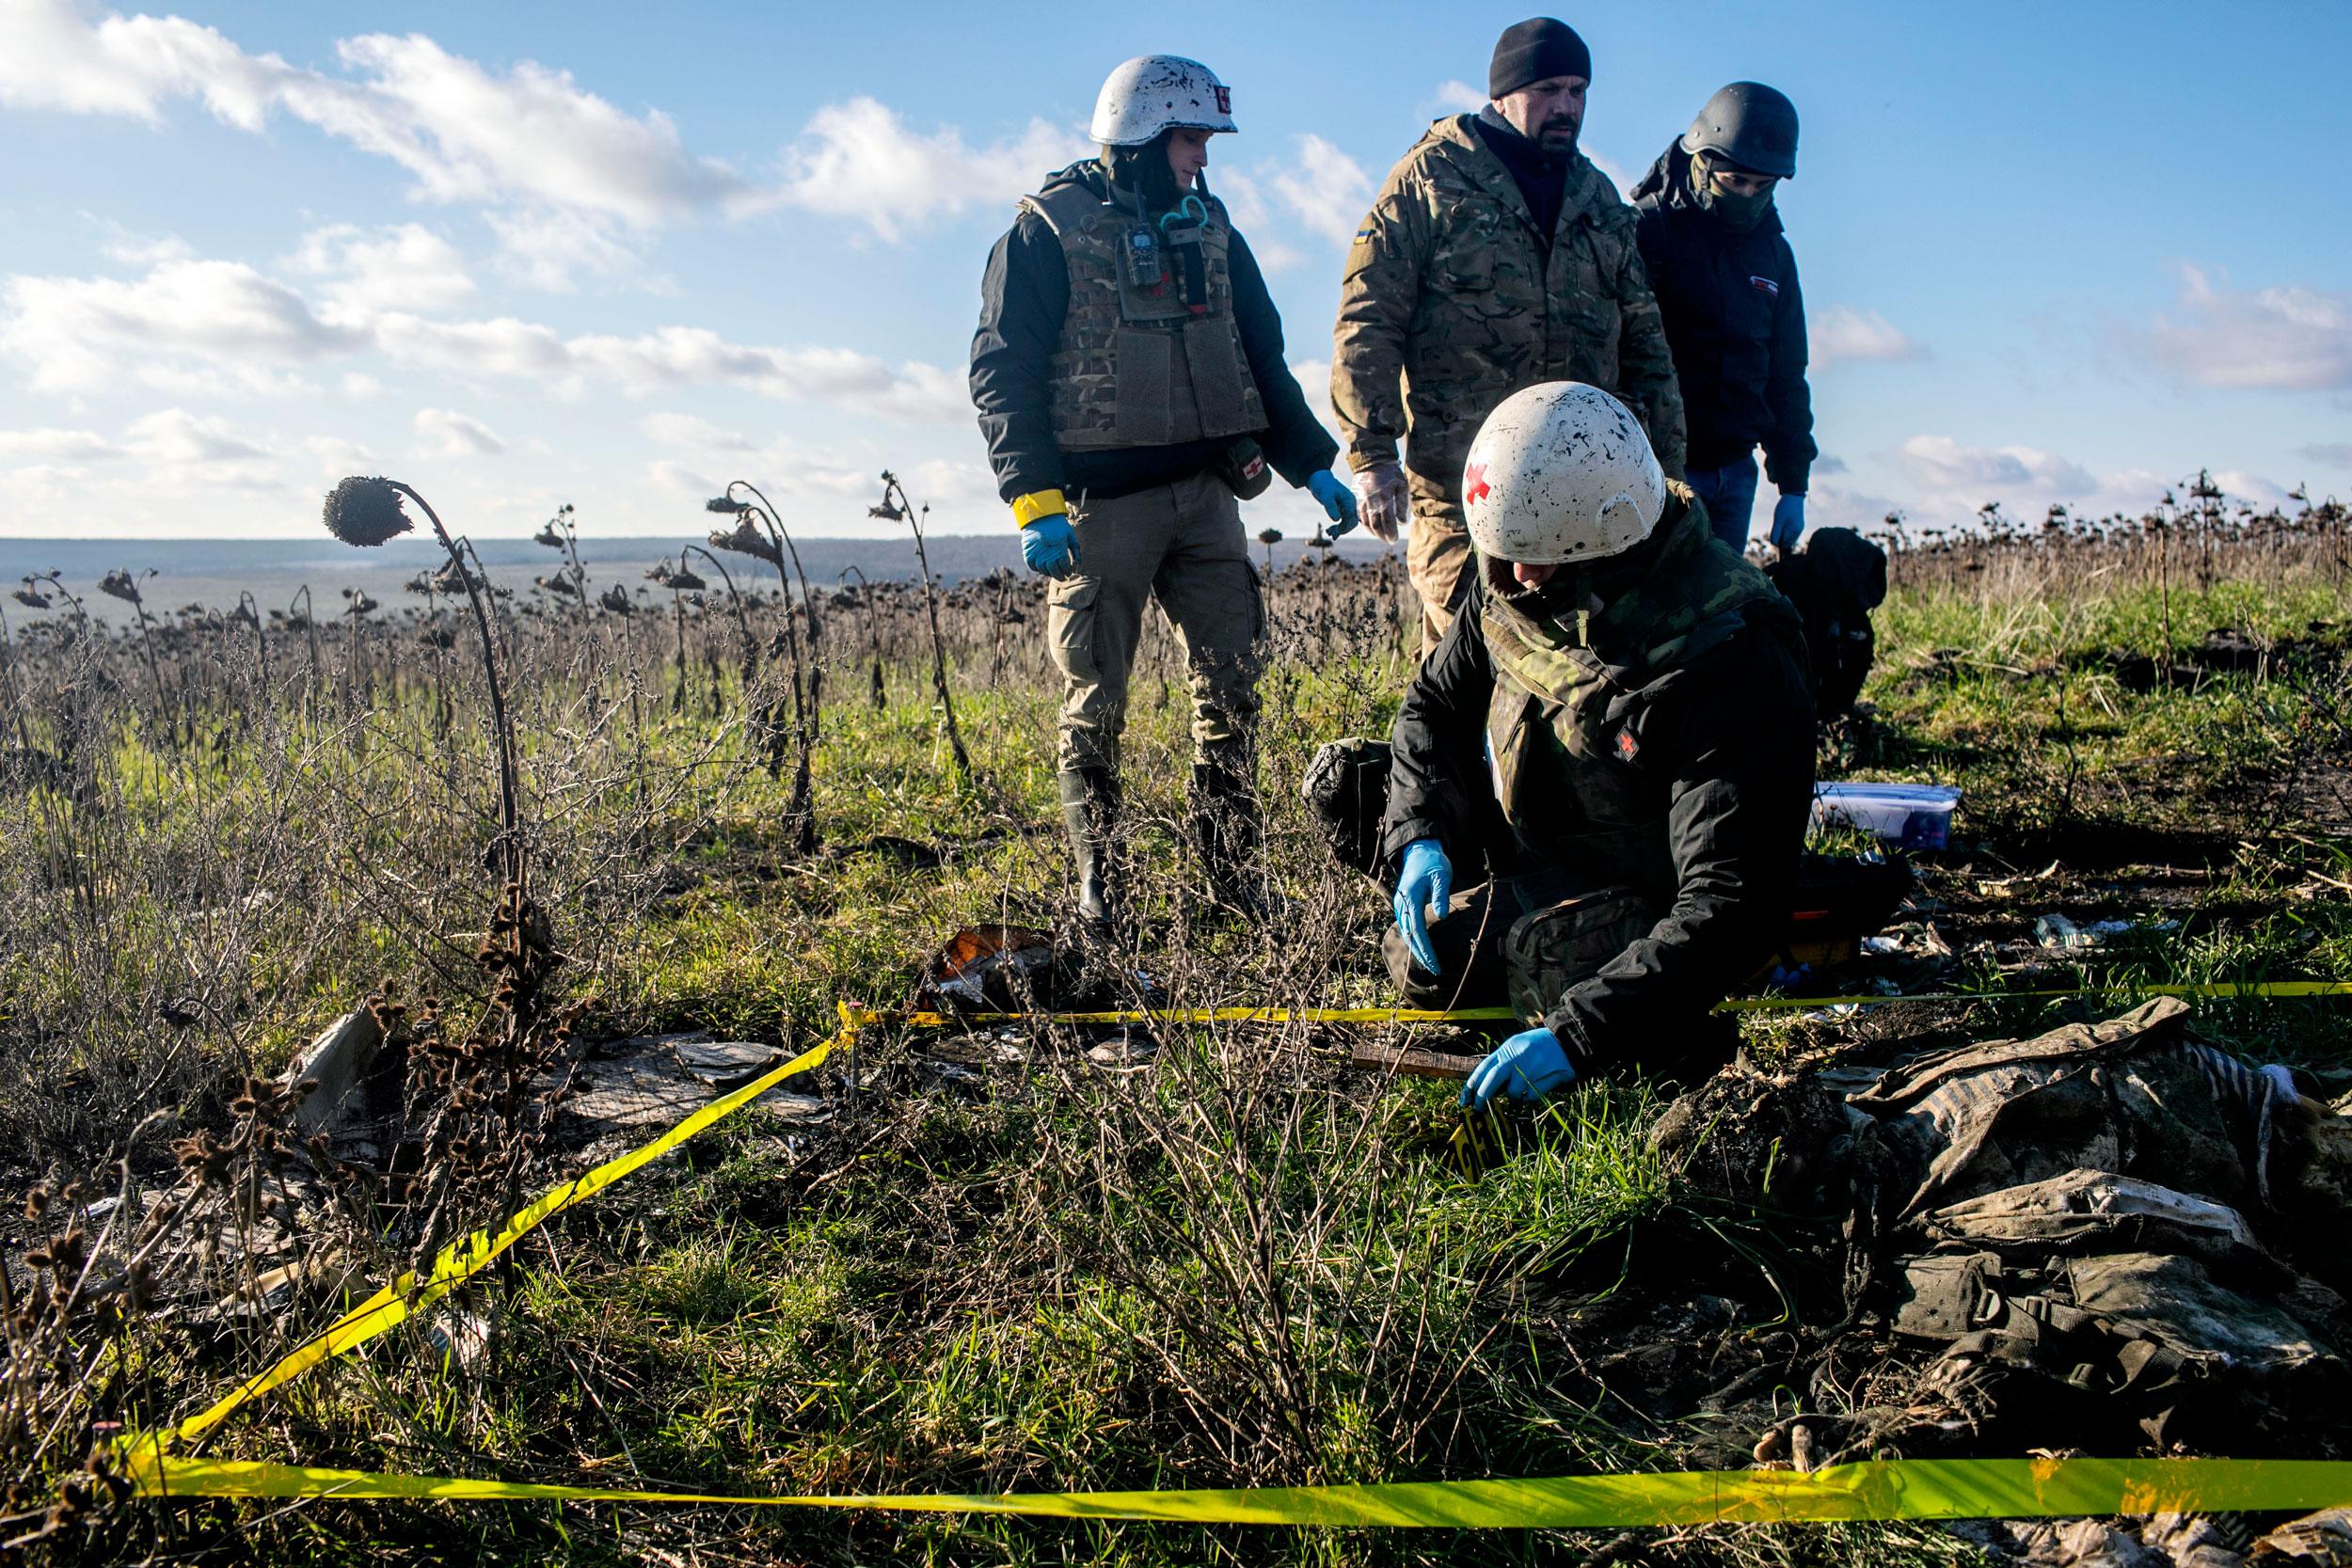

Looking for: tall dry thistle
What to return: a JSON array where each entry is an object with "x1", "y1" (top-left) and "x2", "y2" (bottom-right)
[
  {"x1": 707, "y1": 490, "x2": 818, "y2": 851},
  {"x1": 870, "y1": 469, "x2": 973, "y2": 784}
]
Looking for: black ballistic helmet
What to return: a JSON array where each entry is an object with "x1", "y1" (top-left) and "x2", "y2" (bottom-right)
[{"x1": 1681, "y1": 82, "x2": 1799, "y2": 178}]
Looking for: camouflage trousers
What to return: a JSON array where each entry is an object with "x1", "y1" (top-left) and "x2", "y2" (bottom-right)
[
  {"x1": 1403, "y1": 481, "x2": 1473, "y2": 656},
  {"x1": 1049, "y1": 471, "x2": 1264, "y2": 775}
]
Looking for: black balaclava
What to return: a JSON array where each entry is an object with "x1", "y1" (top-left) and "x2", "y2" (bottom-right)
[
  {"x1": 1104, "y1": 131, "x2": 1184, "y2": 216},
  {"x1": 1687, "y1": 149, "x2": 1775, "y2": 233}
]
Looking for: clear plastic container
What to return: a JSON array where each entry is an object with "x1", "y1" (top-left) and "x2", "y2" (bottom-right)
[{"x1": 1811, "y1": 782, "x2": 1961, "y2": 851}]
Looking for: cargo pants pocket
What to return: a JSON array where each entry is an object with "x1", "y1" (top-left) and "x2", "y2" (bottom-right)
[{"x1": 1503, "y1": 885, "x2": 1657, "y2": 1025}]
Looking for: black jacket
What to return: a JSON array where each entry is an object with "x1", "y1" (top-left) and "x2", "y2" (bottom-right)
[
  {"x1": 1381, "y1": 562, "x2": 1815, "y2": 1067},
  {"x1": 1630, "y1": 142, "x2": 1816, "y2": 492},
  {"x1": 969, "y1": 161, "x2": 1340, "y2": 505}
]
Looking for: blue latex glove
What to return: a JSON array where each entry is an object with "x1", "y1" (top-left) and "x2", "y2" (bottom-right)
[
  {"x1": 1021, "y1": 515, "x2": 1080, "y2": 578},
  {"x1": 1770, "y1": 493, "x2": 1806, "y2": 550},
  {"x1": 1461, "y1": 1027, "x2": 1577, "y2": 1108},
  {"x1": 1392, "y1": 838, "x2": 1452, "y2": 976},
  {"x1": 1307, "y1": 469, "x2": 1359, "y2": 537}
]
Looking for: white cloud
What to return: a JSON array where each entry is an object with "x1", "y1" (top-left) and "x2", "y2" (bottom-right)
[
  {"x1": 303, "y1": 435, "x2": 374, "y2": 476},
  {"x1": 646, "y1": 457, "x2": 719, "y2": 497},
  {"x1": 413, "y1": 407, "x2": 508, "y2": 458},
  {"x1": 1265, "y1": 135, "x2": 1374, "y2": 245},
  {"x1": 0, "y1": 258, "x2": 365, "y2": 392},
  {"x1": 0, "y1": 426, "x2": 121, "y2": 463},
  {"x1": 1211, "y1": 172, "x2": 1303, "y2": 270},
  {"x1": 315, "y1": 32, "x2": 745, "y2": 220},
  {"x1": 1811, "y1": 305, "x2": 1922, "y2": 368},
  {"x1": 482, "y1": 206, "x2": 646, "y2": 292},
  {"x1": 1427, "y1": 79, "x2": 1486, "y2": 115},
  {"x1": 1899, "y1": 436, "x2": 2096, "y2": 497},
  {"x1": 2207, "y1": 469, "x2": 2296, "y2": 509},
  {"x1": 3, "y1": 1, "x2": 752, "y2": 297},
  {"x1": 1585, "y1": 148, "x2": 1631, "y2": 197},
  {"x1": 1286, "y1": 357, "x2": 1337, "y2": 435},
  {"x1": 768, "y1": 97, "x2": 1088, "y2": 242},
  {"x1": 95, "y1": 227, "x2": 192, "y2": 267},
  {"x1": 122, "y1": 407, "x2": 278, "y2": 487},
  {"x1": 640, "y1": 411, "x2": 758, "y2": 451},
  {"x1": 560, "y1": 328, "x2": 967, "y2": 420},
  {"x1": 0, "y1": 5, "x2": 747, "y2": 220},
  {"x1": 2148, "y1": 265, "x2": 2352, "y2": 391},
  {"x1": 0, "y1": 0, "x2": 284, "y2": 125},
  {"x1": 3, "y1": 249, "x2": 967, "y2": 423},
  {"x1": 288, "y1": 222, "x2": 475, "y2": 313}
]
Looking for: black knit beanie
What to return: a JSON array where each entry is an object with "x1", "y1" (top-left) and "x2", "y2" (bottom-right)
[{"x1": 1488, "y1": 18, "x2": 1592, "y2": 98}]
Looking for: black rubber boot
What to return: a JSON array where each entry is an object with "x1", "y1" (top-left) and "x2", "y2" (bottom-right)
[
  {"x1": 1189, "y1": 754, "x2": 1267, "y2": 917},
  {"x1": 1057, "y1": 767, "x2": 1119, "y2": 938}
]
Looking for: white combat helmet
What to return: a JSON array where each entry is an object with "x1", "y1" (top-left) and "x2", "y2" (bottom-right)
[
  {"x1": 1089, "y1": 55, "x2": 1238, "y2": 146},
  {"x1": 1462, "y1": 382, "x2": 1666, "y2": 566}
]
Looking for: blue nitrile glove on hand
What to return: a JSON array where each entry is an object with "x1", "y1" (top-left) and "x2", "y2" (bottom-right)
[
  {"x1": 1392, "y1": 837, "x2": 1453, "y2": 976},
  {"x1": 1307, "y1": 469, "x2": 1359, "y2": 537},
  {"x1": 1770, "y1": 493, "x2": 1806, "y2": 550},
  {"x1": 1021, "y1": 515, "x2": 1079, "y2": 578},
  {"x1": 1461, "y1": 1027, "x2": 1577, "y2": 1108}
]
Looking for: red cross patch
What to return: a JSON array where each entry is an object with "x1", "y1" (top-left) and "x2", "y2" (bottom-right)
[
  {"x1": 1213, "y1": 86, "x2": 1232, "y2": 114},
  {"x1": 1615, "y1": 728, "x2": 1639, "y2": 761},
  {"x1": 1464, "y1": 460, "x2": 1490, "y2": 506}
]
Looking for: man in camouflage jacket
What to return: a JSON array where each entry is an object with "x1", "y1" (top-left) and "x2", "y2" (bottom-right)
[{"x1": 1333, "y1": 18, "x2": 1685, "y2": 650}]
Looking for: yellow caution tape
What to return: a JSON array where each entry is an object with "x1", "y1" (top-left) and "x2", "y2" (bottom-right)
[
  {"x1": 125, "y1": 978, "x2": 2351, "y2": 1466},
  {"x1": 144, "y1": 1021, "x2": 851, "y2": 1451},
  {"x1": 848, "y1": 979, "x2": 2352, "y2": 1034},
  {"x1": 119, "y1": 1450, "x2": 2352, "y2": 1527}
]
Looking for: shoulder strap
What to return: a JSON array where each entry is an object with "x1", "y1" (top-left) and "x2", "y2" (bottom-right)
[{"x1": 1019, "y1": 182, "x2": 1108, "y2": 240}]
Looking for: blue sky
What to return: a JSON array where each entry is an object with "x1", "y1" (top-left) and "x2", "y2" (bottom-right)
[{"x1": 2, "y1": 0, "x2": 2347, "y2": 541}]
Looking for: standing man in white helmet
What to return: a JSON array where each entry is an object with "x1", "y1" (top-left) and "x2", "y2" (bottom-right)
[
  {"x1": 971, "y1": 55, "x2": 1358, "y2": 931},
  {"x1": 1333, "y1": 18, "x2": 1686, "y2": 654},
  {"x1": 1375, "y1": 381, "x2": 1813, "y2": 1100}
]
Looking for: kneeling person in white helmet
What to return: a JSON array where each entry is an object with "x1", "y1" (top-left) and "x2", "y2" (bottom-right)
[
  {"x1": 970, "y1": 55, "x2": 1358, "y2": 929},
  {"x1": 1380, "y1": 382, "x2": 1815, "y2": 1104}
]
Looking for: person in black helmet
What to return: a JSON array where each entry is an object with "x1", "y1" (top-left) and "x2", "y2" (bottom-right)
[{"x1": 1629, "y1": 83, "x2": 1817, "y2": 555}]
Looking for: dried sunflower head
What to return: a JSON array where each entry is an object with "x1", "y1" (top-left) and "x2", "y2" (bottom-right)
[
  {"x1": 709, "y1": 520, "x2": 781, "y2": 566},
  {"x1": 597, "y1": 584, "x2": 633, "y2": 614},
  {"x1": 705, "y1": 495, "x2": 749, "y2": 515},
  {"x1": 668, "y1": 565, "x2": 707, "y2": 592},
  {"x1": 323, "y1": 476, "x2": 414, "y2": 546},
  {"x1": 98, "y1": 569, "x2": 142, "y2": 604}
]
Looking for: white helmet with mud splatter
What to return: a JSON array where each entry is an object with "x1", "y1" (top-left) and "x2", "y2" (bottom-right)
[
  {"x1": 1462, "y1": 381, "x2": 1665, "y2": 566},
  {"x1": 1089, "y1": 55, "x2": 1237, "y2": 146}
]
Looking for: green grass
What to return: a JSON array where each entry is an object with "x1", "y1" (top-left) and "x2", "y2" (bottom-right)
[{"x1": 9, "y1": 562, "x2": 2350, "y2": 1566}]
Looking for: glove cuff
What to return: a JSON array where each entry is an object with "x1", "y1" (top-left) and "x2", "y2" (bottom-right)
[{"x1": 1012, "y1": 489, "x2": 1068, "y2": 529}]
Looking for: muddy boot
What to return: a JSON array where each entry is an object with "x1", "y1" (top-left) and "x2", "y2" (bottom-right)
[
  {"x1": 1189, "y1": 756, "x2": 1268, "y2": 917},
  {"x1": 1057, "y1": 767, "x2": 1119, "y2": 940}
]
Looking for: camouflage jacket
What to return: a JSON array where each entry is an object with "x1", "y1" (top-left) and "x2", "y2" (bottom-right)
[{"x1": 1332, "y1": 116, "x2": 1686, "y2": 497}]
